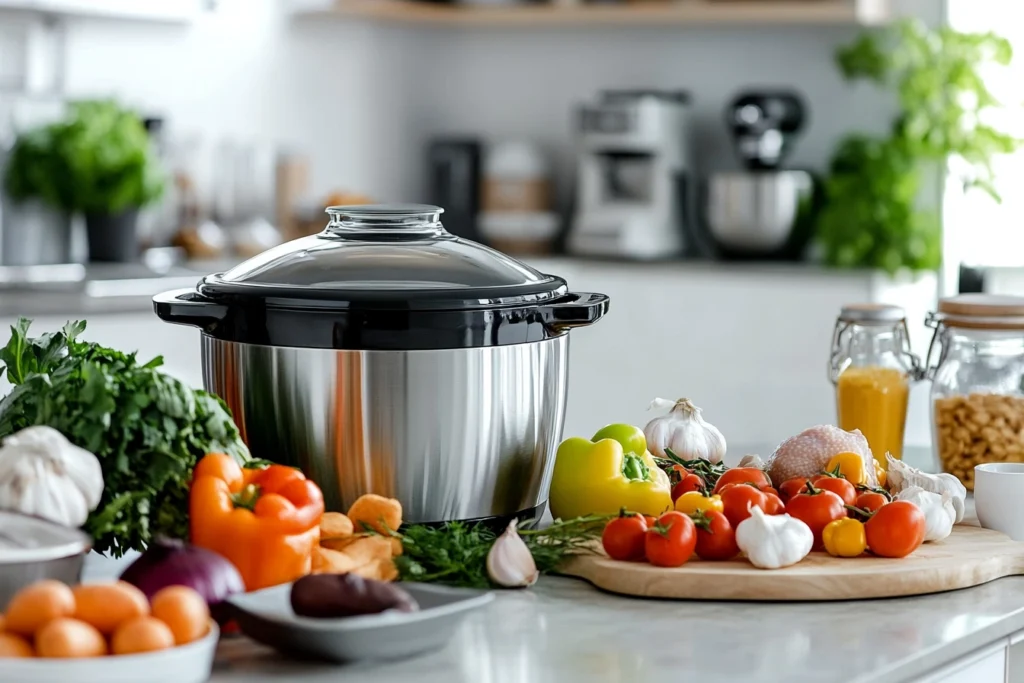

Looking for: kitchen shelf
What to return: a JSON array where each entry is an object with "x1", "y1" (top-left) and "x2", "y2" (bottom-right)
[
  {"x1": 0, "y1": 0, "x2": 200, "y2": 23},
  {"x1": 293, "y1": 0, "x2": 889, "y2": 27}
]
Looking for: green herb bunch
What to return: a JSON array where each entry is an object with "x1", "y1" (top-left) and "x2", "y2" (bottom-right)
[
  {"x1": 2, "y1": 99, "x2": 164, "y2": 216},
  {"x1": 0, "y1": 319, "x2": 249, "y2": 557},
  {"x1": 818, "y1": 19, "x2": 1019, "y2": 273},
  {"x1": 395, "y1": 515, "x2": 610, "y2": 589},
  {"x1": 3, "y1": 125, "x2": 77, "y2": 211}
]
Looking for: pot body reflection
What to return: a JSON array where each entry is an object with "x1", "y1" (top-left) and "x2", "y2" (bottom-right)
[{"x1": 201, "y1": 335, "x2": 569, "y2": 523}]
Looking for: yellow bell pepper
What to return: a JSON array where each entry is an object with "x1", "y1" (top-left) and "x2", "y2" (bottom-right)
[
  {"x1": 825, "y1": 452, "x2": 869, "y2": 486},
  {"x1": 549, "y1": 424, "x2": 672, "y2": 519},
  {"x1": 674, "y1": 491, "x2": 724, "y2": 516},
  {"x1": 874, "y1": 459, "x2": 887, "y2": 488},
  {"x1": 822, "y1": 518, "x2": 867, "y2": 558}
]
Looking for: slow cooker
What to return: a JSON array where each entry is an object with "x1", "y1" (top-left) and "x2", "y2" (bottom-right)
[{"x1": 154, "y1": 205, "x2": 609, "y2": 524}]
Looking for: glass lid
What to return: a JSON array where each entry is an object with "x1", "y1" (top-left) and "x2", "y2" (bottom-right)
[{"x1": 200, "y1": 205, "x2": 566, "y2": 308}]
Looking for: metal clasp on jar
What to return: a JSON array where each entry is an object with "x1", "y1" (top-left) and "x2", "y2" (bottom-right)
[{"x1": 829, "y1": 305, "x2": 925, "y2": 384}]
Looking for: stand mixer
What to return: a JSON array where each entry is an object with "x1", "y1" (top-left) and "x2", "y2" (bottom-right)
[{"x1": 568, "y1": 90, "x2": 692, "y2": 260}]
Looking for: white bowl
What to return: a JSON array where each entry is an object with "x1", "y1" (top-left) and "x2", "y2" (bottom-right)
[
  {"x1": 975, "y1": 463, "x2": 1024, "y2": 541},
  {"x1": 0, "y1": 621, "x2": 219, "y2": 683}
]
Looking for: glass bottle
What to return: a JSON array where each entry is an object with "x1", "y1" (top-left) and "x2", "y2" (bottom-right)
[{"x1": 829, "y1": 304, "x2": 922, "y2": 464}]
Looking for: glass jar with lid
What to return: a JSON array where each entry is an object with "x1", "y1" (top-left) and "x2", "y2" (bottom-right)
[
  {"x1": 829, "y1": 304, "x2": 923, "y2": 465},
  {"x1": 926, "y1": 294, "x2": 1024, "y2": 490}
]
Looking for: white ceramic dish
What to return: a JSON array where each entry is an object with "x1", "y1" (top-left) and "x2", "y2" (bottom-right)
[
  {"x1": 0, "y1": 621, "x2": 219, "y2": 683},
  {"x1": 229, "y1": 582, "x2": 493, "y2": 663},
  {"x1": 975, "y1": 463, "x2": 1024, "y2": 541}
]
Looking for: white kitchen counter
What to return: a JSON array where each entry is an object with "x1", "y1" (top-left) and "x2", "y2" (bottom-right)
[
  {"x1": 204, "y1": 574, "x2": 1024, "y2": 683},
  {"x1": 80, "y1": 450, "x2": 1016, "y2": 683}
]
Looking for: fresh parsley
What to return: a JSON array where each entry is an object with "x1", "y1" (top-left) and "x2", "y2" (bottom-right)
[{"x1": 0, "y1": 318, "x2": 249, "y2": 557}]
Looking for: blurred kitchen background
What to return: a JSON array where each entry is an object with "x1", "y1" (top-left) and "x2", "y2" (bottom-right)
[{"x1": 0, "y1": 0, "x2": 1021, "y2": 455}]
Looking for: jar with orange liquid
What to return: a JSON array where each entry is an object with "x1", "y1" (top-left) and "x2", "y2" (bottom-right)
[{"x1": 829, "y1": 305, "x2": 923, "y2": 464}]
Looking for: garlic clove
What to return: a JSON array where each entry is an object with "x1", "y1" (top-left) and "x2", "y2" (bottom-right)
[{"x1": 486, "y1": 519, "x2": 539, "y2": 588}]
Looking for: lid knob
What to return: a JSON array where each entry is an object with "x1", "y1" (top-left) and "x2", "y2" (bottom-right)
[{"x1": 324, "y1": 204, "x2": 447, "y2": 239}]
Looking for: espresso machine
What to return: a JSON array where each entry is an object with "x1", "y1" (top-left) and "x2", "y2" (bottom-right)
[{"x1": 568, "y1": 90, "x2": 692, "y2": 260}]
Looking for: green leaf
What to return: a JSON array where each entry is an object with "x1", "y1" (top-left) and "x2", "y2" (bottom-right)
[
  {"x1": 818, "y1": 19, "x2": 1021, "y2": 274},
  {"x1": 0, "y1": 321, "x2": 249, "y2": 557}
]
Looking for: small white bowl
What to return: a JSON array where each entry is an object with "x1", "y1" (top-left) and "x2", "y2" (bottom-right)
[
  {"x1": 0, "y1": 621, "x2": 218, "y2": 683},
  {"x1": 975, "y1": 463, "x2": 1024, "y2": 541}
]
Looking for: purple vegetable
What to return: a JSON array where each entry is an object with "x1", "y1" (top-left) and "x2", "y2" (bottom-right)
[{"x1": 120, "y1": 536, "x2": 244, "y2": 624}]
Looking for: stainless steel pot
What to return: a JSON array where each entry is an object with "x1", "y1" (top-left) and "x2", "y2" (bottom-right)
[
  {"x1": 202, "y1": 336, "x2": 567, "y2": 521},
  {"x1": 705, "y1": 170, "x2": 815, "y2": 257},
  {"x1": 155, "y1": 204, "x2": 608, "y2": 524}
]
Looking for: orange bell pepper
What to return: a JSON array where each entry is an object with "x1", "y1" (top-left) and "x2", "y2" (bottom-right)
[{"x1": 190, "y1": 454, "x2": 325, "y2": 591}]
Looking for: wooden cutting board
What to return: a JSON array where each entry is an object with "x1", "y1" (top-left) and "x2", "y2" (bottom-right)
[{"x1": 559, "y1": 524, "x2": 1024, "y2": 601}]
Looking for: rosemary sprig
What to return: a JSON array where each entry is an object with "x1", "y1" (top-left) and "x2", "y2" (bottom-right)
[
  {"x1": 394, "y1": 514, "x2": 612, "y2": 589},
  {"x1": 654, "y1": 448, "x2": 730, "y2": 488}
]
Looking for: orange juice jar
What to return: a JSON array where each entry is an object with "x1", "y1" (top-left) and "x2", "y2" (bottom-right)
[{"x1": 829, "y1": 305, "x2": 923, "y2": 464}]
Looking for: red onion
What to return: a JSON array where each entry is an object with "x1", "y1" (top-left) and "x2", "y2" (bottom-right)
[{"x1": 120, "y1": 537, "x2": 244, "y2": 624}]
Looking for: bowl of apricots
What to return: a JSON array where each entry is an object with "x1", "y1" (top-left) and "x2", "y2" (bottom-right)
[{"x1": 0, "y1": 579, "x2": 218, "y2": 683}]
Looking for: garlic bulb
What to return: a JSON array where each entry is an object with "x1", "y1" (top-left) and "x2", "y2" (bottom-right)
[
  {"x1": 886, "y1": 454, "x2": 967, "y2": 523},
  {"x1": 735, "y1": 507, "x2": 813, "y2": 570},
  {"x1": 644, "y1": 398, "x2": 726, "y2": 464},
  {"x1": 0, "y1": 426, "x2": 104, "y2": 528},
  {"x1": 738, "y1": 454, "x2": 766, "y2": 469},
  {"x1": 894, "y1": 486, "x2": 955, "y2": 542},
  {"x1": 486, "y1": 519, "x2": 539, "y2": 588}
]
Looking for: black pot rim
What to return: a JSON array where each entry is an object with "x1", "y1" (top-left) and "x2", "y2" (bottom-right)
[{"x1": 153, "y1": 287, "x2": 610, "y2": 351}]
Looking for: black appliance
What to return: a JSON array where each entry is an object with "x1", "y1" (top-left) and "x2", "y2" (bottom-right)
[{"x1": 427, "y1": 138, "x2": 482, "y2": 242}]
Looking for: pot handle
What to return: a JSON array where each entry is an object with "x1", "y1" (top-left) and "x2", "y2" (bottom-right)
[
  {"x1": 153, "y1": 288, "x2": 228, "y2": 331},
  {"x1": 539, "y1": 292, "x2": 610, "y2": 331}
]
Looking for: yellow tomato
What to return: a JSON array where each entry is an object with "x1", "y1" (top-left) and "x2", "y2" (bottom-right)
[
  {"x1": 825, "y1": 452, "x2": 868, "y2": 486},
  {"x1": 822, "y1": 518, "x2": 867, "y2": 558},
  {"x1": 674, "y1": 492, "x2": 723, "y2": 515}
]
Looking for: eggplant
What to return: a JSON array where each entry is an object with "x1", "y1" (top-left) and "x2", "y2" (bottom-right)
[{"x1": 290, "y1": 574, "x2": 419, "y2": 619}]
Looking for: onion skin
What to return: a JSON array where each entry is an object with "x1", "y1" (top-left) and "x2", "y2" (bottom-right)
[{"x1": 119, "y1": 537, "x2": 244, "y2": 625}]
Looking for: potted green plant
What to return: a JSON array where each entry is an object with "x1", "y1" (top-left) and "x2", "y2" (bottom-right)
[
  {"x1": 59, "y1": 100, "x2": 165, "y2": 262},
  {"x1": 2, "y1": 123, "x2": 76, "y2": 265},
  {"x1": 816, "y1": 19, "x2": 1019, "y2": 274}
]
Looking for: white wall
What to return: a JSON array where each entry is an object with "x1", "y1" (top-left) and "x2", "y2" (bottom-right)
[
  {"x1": 58, "y1": 0, "x2": 431, "y2": 203},
  {"x1": 49, "y1": 0, "x2": 942, "y2": 207}
]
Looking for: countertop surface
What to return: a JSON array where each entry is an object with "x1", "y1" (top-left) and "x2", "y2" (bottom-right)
[
  {"x1": 83, "y1": 454, "x2": 1024, "y2": 683},
  {"x1": 85, "y1": 537, "x2": 1024, "y2": 683},
  {"x1": 205, "y1": 573, "x2": 1024, "y2": 683}
]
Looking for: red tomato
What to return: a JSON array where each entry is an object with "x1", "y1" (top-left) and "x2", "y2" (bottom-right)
[
  {"x1": 601, "y1": 514, "x2": 649, "y2": 561},
  {"x1": 865, "y1": 500, "x2": 926, "y2": 558},
  {"x1": 763, "y1": 492, "x2": 786, "y2": 515},
  {"x1": 671, "y1": 473, "x2": 705, "y2": 502},
  {"x1": 644, "y1": 511, "x2": 697, "y2": 568},
  {"x1": 712, "y1": 467, "x2": 772, "y2": 495},
  {"x1": 812, "y1": 475, "x2": 857, "y2": 506},
  {"x1": 778, "y1": 477, "x2": 813, "y2": 503},
  {"x1": 643, "y1": 515, "x2": 657, "y2": 528},
  {"x1": 855, "y1": 491, "x2": 888, "y2": 515},
  {"x1": 786, "y1": 488, "x2": 847, "y2": 550},
  {"x1": 692, "y1": 510, "x2": 739, "y2": 561},
  {"x1": 763, "y1": 486, "x2": 780, "y2": 499},
  {"x1": 720, "y1": 484, "x2": 768, "y2": 528}
]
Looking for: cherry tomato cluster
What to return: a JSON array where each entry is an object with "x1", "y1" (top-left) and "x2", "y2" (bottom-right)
[
  {"x1": 777, "y1": 473, "x2": 925, "y2": 558},
  {"x1": 604, "y1": 459, "x2": 930, "y2": 567}
]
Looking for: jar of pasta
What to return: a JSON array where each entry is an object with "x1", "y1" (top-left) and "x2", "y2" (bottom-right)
[
  {"x1": 829, "y1": 305, "x2": 923, "y2": 465},
  {"x1": 926, "y1": 295, "x2": 1024, "y2": 490}
]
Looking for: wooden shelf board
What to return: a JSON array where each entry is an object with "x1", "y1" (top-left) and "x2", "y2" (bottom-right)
[{"x1": 297, "y1": 0, "x2": 889, "y2": 27}]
